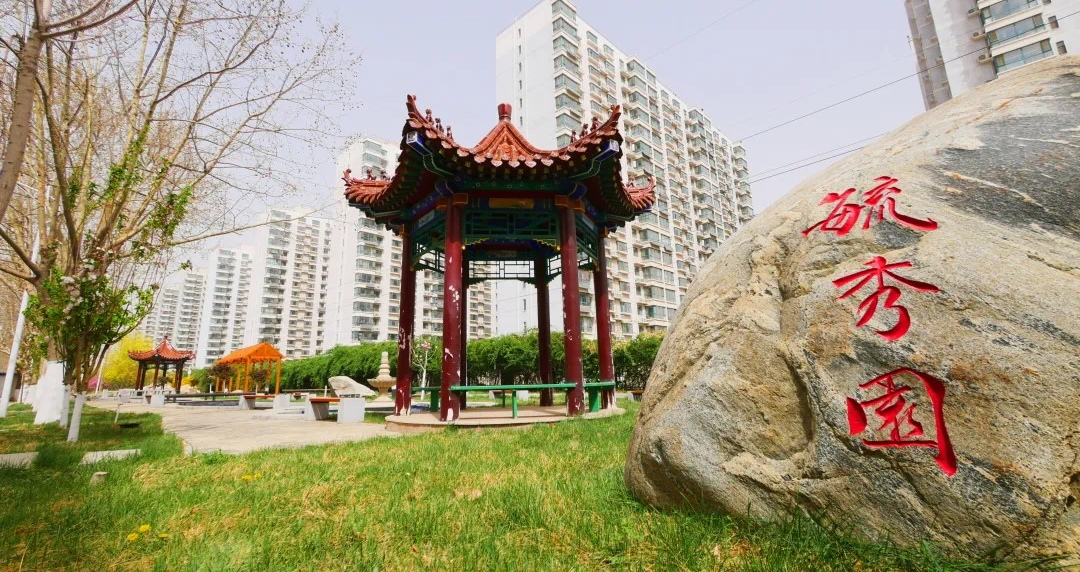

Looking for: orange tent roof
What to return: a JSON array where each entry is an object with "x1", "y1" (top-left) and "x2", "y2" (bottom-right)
[{"x1": 215, "y1": 342, "x2": 284, "y2": 365}]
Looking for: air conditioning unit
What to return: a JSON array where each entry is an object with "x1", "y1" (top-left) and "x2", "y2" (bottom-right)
[
  {"x1": 977, "y1": 52, "x2": 993, "y2": 63},
  {"x1": 967, "y1": 7, "x2": 979, "y2": 16},
  {"x1": 972, "y1": 30, "x2": 986, "y2": 39}
]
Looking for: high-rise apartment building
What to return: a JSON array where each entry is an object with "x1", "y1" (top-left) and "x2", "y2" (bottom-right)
[
  {"x1": 173, "y1": 270, "x2": 205, "y2": 352},
  {"x1": 246, "y1": 208, "x2": 333, "y2": 360},
  {"x1": 195, "y1": 247, "x2": 253, "y2": 368},
  {"x1": 325, "y1": 137, "x2": 495, "y2": 349},
  {"x1": 494, "y1": 0, "x2": 753, "y2": 339},
  {"x1": 141, "y1": 286, "x2": 179, "y2": 342},
  {"x1": 906, "y1": 0, "x2": 1078, "y2": 110},
  {"x1": 141, "y1": 269, "x2": 205, "y2": 357}
]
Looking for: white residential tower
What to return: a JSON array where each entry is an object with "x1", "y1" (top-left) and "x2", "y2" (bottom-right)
[{"x1": 493, "y1": 0, "x2": 753, "y2": 339}]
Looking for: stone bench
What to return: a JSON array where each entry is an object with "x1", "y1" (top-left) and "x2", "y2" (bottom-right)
[{"x1": 304, "y1": 397, "x2": 365, "y2": 422}]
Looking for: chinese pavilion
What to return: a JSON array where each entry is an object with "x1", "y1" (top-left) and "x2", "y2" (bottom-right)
[
  {"x1": 344, "y1": 96, "x2": 654, "y2": 422},
  {"x1": 128, "y1": 335, "x2": 195, "y2": 392}
]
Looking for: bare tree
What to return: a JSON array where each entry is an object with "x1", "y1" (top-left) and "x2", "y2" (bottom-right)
[
  {"x1": 0, "y1": 0, "x2": 140, "y2": 227},
  {"x1": 0, "y1": 0, "x2": 359, "y2": 437}
]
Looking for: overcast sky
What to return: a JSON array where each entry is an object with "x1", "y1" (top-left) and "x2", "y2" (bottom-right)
[
  {"x1": 196, "y1": 0, "x2": 926, "y2": 257},
  {"x1": 313, "y1": 0, "x2": 924, "y2": 211}
]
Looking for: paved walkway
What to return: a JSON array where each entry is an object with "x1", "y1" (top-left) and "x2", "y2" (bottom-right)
[
  {"x1": 88, "y1": 400, "x2": 396, "y2": 454},
  {"x1": 386, "y1": 405, "x2": 625, "y2": 433}
]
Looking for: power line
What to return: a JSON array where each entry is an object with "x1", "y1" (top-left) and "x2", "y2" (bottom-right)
[
  {"x1": 749, "y1": 147, "x2": 866, "y2": 184},
  {"x1": 727, "y1": 52, "x2": 915, "y2": 130},
  {"x1": 645, "y1": 0, "x2": 764, "y2": 60},
  {"x1": 739, "y1": 8, "x2": 1080, "y2": 141},
  {"x1": 751, "y1": 131, "x2": 887, "y2": 178}
]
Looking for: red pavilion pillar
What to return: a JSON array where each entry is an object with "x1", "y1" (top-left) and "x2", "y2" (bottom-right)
[
  {"x1": 135, "y1": 363, "x2": 143, "y2": 390},
  {"x1": 536, "y1": 254, "x2": 554, "y2": 407},
  {"x1": 395, "y1": 229, "x2": 416, "y2": 416},
  {"x1": 151, "y1": 362, "x2": 160, "y2": 390},
  {"x1": 439, "y1": 194, "x2": 467, "y2": 422},
  {"x1": 594, "y1": 228, "x2": 616, "y2": 409},
  {"x1": 459, "y1": 259, "x2": 469, "y2": 410},
  {"x1": 556, "y1": 196, "x2": 585, "y2": 415},
  {"x1": 174, "y1": 363, "x2": 183, "y2": 393}
]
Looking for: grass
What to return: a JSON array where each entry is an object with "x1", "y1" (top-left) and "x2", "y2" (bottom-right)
[
  {"x1": 0, "y1": 404, "x2": 182, "y2": 470},
  {"x1": 0, "y1": 401, "x2": 1054, "y2": 571}
]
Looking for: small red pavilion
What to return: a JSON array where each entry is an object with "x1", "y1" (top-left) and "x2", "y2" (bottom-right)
[
  {"x1": 128, "y1": 335, "x2": 195, "y2": 392},
  {"x1": 344, "y1": 96, "x2": 654, "y2": 422}
]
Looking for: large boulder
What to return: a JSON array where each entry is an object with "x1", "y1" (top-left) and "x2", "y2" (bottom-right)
[
  {"x1": 328, "y1": 376, "x2": 376, "y2": 398},
  {"x1": 625, "y1": 56, "x2": 1080, "y2": 560}
]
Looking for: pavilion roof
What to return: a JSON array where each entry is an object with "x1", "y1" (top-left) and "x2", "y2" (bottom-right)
[
  {"x1": 128, "y1": 335, "x2": 195, "y2": 362},
  {"x1": 343, "y1": 95, "x2": 655, "y2": 221},
  {"x1": 216, "y1": 342, "x2": 284, "y2": 365}
]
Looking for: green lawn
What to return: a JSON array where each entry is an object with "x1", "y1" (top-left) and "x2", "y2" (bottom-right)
[
  {"x1": 0, "y1": 402, "x2": 1046, "y2": 571},
  {"x1": 0, "y1": 404, "x2": 181, "y2": 468}
]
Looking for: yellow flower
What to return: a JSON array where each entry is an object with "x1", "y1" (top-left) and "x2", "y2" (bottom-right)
[
  {"x1": 254, "y1": 472, "x2": 262, "y2": 479},
  {"x1": 158, "y1": 533, "x2": 170, "y2": 539},
  {"x1": 138, "y1": 524, "x2": 151, "y2": 533},
  {"x1": 127, "y1": 533, "x2": 139, "y2": 542},
  {"x1": 241, "y1": 474, "x2": 254, "y2": 481}
]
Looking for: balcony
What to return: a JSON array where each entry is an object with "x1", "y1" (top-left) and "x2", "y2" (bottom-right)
[
  {"x1": 994, "y1": 38, "x2": 1054, "y2": 72},
  {"x1": 978, "y1": 0, "x2": 1040, "y2": 24}
]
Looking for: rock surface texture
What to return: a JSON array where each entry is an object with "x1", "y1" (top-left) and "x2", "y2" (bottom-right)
[{"x1": 625, "y1": 57, "x2": 1080, "y2": 560}]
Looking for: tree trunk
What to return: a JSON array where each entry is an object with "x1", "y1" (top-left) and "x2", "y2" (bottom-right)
[
  {"x1": 67, "y1": 391, "x2": 86, "y2": 442},
  {"x1": 0, "y1": 28, "x2": 44, "y2": 226},
  {"x1": 58, "y1": 384, "x2": 70, "y2": 428}
]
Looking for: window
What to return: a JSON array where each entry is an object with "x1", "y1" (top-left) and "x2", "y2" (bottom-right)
[
  {"x1": 555, "y1": 93, "x2": 580, "y2": 110},
  {"x1": 1058, "y1": 41, "x2": 1067, "y2": 54},
  {"x1": 552, "y1": 35, "x2": 577, "y2": 54},
  {"x1": 518, "y1": 45, "x2": 522, "y2": 54},
  {"x1": 986, "y1": 14, "x2": 1044, "y2": 46},
  {"x1": 556, "y1": 134, "x2": 572, "y2": 147},
  {"x1": 552, "y1": 17, "x2": 577, "y2": 37},
  {"x1": 551, "y1": 0, "x2": 576, "y2": 21},
  {"x1": 519, "y1": 98, "x2": 523, "y2": 107},
  {"x1": 519, "y1": 80, "x2": 522, "y2": 89},
  {"x1": 981, "y1": 0, "x2": 1039, "y2": 23},
  {"x1": 518, "y1": 62, "x2": 522, "y2": 72},
  {"x1": 553, "y1": 54, "x2": 579, "y2": 75},
  {"x1": 517, "y1": 28, "x2": 521, "y2": 37},
  {"x1": 993, "y1": 39, "x2": 1053, "y2": 71},
  {"x1": 556, "y1": 112, "x2": 578, "y2": 131},
  {"x1": 586, "y1": 31, "x2": 597, "y2": 44}
]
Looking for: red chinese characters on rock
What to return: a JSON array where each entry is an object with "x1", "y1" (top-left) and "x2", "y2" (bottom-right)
[
  {"x1": 802, "y1": 176, "x2": 939, "y2": 237},
  {"x1": 833, "y1": 256, "x2": 941, "y2": 342},
  {"x1": 846, "y1": 368, "x2": 956, "y2": 476}
]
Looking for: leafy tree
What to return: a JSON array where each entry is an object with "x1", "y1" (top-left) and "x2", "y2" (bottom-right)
[
  {"x1": 411, "y1": 335, "x2": 440, "y2": 389},
  {"x1": 613, "y1": 332, "x2": 665, "y2": 390},
  {"x1": 99, "y1": 330, "x2": 153, "y2": 388}
]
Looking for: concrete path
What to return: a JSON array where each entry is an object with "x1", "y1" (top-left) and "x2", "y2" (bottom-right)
[{"x1": 89, "y1": 401, "x2": 397, "y2": 455}]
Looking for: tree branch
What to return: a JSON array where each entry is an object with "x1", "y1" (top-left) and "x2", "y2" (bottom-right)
[
  {"x1": 0, "y1": 264, "x2": 34, "y2": 283},
  {"x1": 164, "y1": 208, "x2": 328, "y2": 248},
  {"x1": 43, "y1": 0, "x2": 140, "y2": 39},
  {"x1": 0, "y1": 227, "x2": 41, "y2": 278}
]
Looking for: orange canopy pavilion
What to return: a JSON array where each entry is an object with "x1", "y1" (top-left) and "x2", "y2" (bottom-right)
[
  {"x1": 128, "y1": 335, "x2": 195, "y2": 392},
  {"x1": 215, "y1": 342, "x2": 285, "y2": 394},
  {"x1": 343, "y1": 96, "x2": 654, "y2": 422}
]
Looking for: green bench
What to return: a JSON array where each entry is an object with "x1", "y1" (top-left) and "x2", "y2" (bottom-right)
[{"x1": 411, "y1": 382, "x2": 616, "y2": 418}]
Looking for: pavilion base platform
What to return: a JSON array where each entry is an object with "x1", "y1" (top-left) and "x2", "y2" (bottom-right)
[{"x1": 385, "y1": 405, "x2": 625, "y2": 434}]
